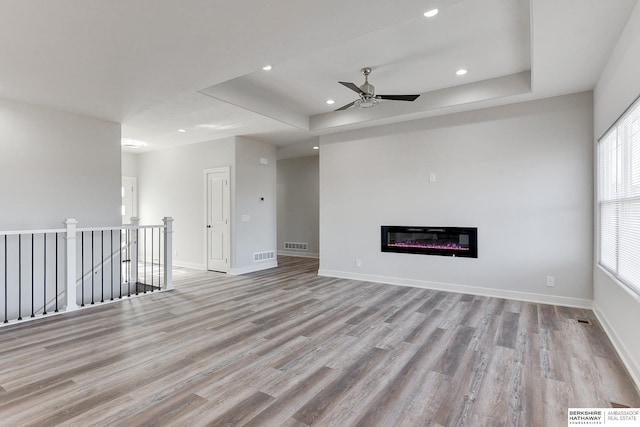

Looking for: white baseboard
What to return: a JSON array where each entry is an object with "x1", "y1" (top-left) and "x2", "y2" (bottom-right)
[
  {"x1": 173, "y1": 260, "x2": 207, "y2": 270},
  {"x1": 228, "y1": 260, "x2": 278, "y2": 275},
  {"x1": 592, "y1": 303, "x2": 640, "y2": 390},
  {"x1": 317, "y1": 269, "x2": 593, "y2": 309},
  {"x1": 277, "y1": 250, "x2": 319, "y2": 259}
]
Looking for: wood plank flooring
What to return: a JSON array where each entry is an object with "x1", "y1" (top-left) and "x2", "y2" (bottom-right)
[{"x1": 0, "y1": 256, "x2": 638, "y2": 426}]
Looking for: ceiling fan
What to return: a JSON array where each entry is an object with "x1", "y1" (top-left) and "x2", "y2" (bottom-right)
[{"x1": 335, "y1": 67, "x2": 420, "y2": 111}]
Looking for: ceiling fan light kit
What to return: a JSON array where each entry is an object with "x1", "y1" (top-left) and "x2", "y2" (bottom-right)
[
  {"x1": 335, "y1": 67, "x2": 420, "y2": 111},
  {"x1": 354, "y1": 98, "x2": 378, "y2": 109}
]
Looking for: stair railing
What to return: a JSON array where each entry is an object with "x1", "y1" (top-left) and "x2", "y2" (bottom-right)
[{"x1": 0, "y1": 217, "x2": 173, "y2": 325}]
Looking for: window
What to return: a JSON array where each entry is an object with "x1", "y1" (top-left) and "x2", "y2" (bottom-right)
[{"x1": 598, "y1": 96, "x2": 640, "y2": 295}]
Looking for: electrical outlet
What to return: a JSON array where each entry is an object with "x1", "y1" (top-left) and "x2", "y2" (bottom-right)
[
  {"x1": 355, "y1": 259, "x2": 362, "y2": 268},
  {"x1": 546, "y1": 276, "x2": 555, "y2": 287}
]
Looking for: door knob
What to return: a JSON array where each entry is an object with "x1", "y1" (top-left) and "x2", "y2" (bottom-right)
[{"x1": 206, "y1": 225, "x2": 211, "y2": 228}]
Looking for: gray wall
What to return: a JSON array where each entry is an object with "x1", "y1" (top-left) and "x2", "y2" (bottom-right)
[
  {"x1": 319, "y1": 92, "x2": 594, "y2": 307},
  {"x1": 277, "y1": 156, "x2": 319, "y2": 257},
  {"x1": 137, "y1": 137, "x2": 235, "y2": 269},
  {"x1": 137, "y1": 136, "x2": 277, "y2": 273},
  {"x1": 233, "y1": 137, "x2": 277, "y2": 273},
  {"x1": 0, "y1": 97, "x2": 121, "y2": 229},
  {"x1": 121, "y1": 152, "x2": 139, "y2": 177},
  {"x1": 593, "y1": 0, "x2": 640, "y2": 387}
]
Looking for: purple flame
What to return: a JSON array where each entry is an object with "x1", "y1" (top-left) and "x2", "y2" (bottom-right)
[{"x1": 388, "y1": 240, "x2": 469, "y2": 251}]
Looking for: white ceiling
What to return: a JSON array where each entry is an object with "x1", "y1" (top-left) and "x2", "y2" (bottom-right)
[{"x1": 0, "y1": 0, "x2": 637, "y2": 157}]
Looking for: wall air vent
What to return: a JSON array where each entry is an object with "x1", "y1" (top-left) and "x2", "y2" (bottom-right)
[
  {"x1": 253, "y1": 250, "x2": 275, "y2": 262},
  {"x1": 284, "y1": 242, "x2": 308, "y2": 251}
]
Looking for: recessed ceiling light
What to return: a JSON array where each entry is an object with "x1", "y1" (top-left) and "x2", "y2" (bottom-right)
[
  {"x1": 456, "y1": 69, "x2": 468, "y2": 76},
  {"x1": 326, "y1": 99, "x2": 335, "y2": 105},
  {"x1": 313, "y1": 146, "x2": 320, "y2": 150},
  {"x1": 424, "y1": 9, "x2": 438, "y2": 17},
  {"x1": 177, "y1": 129, "x2": 187, "y2": 133},
  {"x1": 262, "y1": 65, "x2": 273, "y2": 71}
]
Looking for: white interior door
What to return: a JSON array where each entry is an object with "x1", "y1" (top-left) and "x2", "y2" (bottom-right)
[
  {"x1": 122, "y1": 176, "x2": 137, "y2": 224},
  {"x1": 206, "y1": 168, "x2": 230, "y2": 272}
]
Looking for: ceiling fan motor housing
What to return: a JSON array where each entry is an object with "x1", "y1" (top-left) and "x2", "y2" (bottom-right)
[
  {"x1": 360, "y1": 67, "x2": 375, "y2": 96},
  {"x1": 359, "y1": 82, "x2": 375, "y2": 96}
]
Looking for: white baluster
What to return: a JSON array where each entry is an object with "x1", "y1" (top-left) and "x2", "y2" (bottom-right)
[
  {"x1": 64, "y1": 218, "x2": 78, "y2": 311},
  {"x1": 163, "y1": 217, "x2": 174, "y2": 291}
]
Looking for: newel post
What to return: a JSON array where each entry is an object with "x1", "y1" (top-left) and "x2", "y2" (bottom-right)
[
  {"x1": 163, "y1": 217, "x2": 174, "y2": 291},
  {"x1": 130, "y1": 217, "x2": 140, "y2": 288},
  {"x1": 64, "y1": 218, "x2": 79, "y2": 311}
]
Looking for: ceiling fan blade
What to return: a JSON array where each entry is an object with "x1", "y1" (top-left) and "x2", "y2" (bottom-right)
[
  {"x1": 376, "y1": 94, "x2": 420, "y2": 101},
  {"x1": 334, "y1": 100, "x2": 357, "y2": 111},
  {"x1": 339, "y1": 81, "x2": 363, "y2": 94}
]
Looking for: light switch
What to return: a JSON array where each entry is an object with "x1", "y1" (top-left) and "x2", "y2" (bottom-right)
[
  {"x1": 241, "y1": 214, "x2": 251, "y2": 222},
  {"x1": 429, "y1": 173, "x2": 436, "y2": 183},
  {"x1": 260, "y1": 157, "x2": 268, "y2": 165}
]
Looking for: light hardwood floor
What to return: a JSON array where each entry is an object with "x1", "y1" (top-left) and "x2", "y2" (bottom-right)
[{"x1": 0, "y1": 256, "x2": 638, "y2": 426}]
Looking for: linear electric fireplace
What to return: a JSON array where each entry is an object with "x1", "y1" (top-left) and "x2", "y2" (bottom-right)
[{"x1": 381, "y1": 226, "x2": 478, "y2": 258}]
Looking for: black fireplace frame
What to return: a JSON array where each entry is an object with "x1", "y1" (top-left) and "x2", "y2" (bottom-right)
[{"x1": 381, "y1": 225, "x2": 478, "y2": 258}]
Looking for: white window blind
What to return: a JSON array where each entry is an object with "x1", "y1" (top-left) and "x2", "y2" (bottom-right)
[{"x1": 598, "y1": 95, "x2": 640, "y2": 295}]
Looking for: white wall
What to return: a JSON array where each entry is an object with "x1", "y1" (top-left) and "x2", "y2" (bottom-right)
[
  {"x1": 277, "y1": 156, "x2": 319, "y2": 258},
  {"x1": 0, "y1": 97, "x2": 121, "y2": 229},
  {"x1": 319, "y1": 92, "x2": 594, "y2": 308},
  {"x1": 593, "y1": 2, "x2": 640, "y2": 387},
  {"x1": 137, "y1": 137, "x2": 235, "y2": 269},
  {"x1": 232, "y1": 137, "x2": 277, "y2": 274},
  {"x1": 137, "y1": 136, "x2": 277, "y2": 274},
  {"x1": 121, "y1": 152, "x2": 139, "y2": 177}
]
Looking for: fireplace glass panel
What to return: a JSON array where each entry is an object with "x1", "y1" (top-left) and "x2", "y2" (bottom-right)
[{"x1": 381, "y1": 226, "x2": 477, "y2": 258}]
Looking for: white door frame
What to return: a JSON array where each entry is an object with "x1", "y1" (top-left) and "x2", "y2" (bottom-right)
[
  {"x1": 204, "y1": 167, "x2": 231, "y2": 272},
  {"x1": 122, "y1": 176, "x2": 138, "y2": 224}
]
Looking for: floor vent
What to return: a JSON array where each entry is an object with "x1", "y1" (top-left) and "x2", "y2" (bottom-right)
[
  {"x1": 254, "y1": 250, "x2": 275, "y2": 262},
  {"x1": 284, "y1": 242, "x2": 308, "y2": 251},
  {"x1": 611, "y1": 402, "x2": 630, "y2": 408},
  {"x1": 576, "y1": 318, "x2": 592, "y2": 325}
]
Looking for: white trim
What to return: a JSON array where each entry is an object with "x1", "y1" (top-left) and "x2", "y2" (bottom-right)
[
  {"x1": 277, "y1": 250, "x2": 319, "y2": 259},
  {"x1": 77, "y1": 224, "x2": 163, "y2": 233},
  {"x1": 593, "y1": 302, "x2": 640, "y2": 390},
  {"x1": 173, "y1": 260, "x2": 207, "y2": 270},
  {"x1": 228, "y1": 260, "x2": 278, "y2": 275},
  {"x1": 317, "y1": 269, "x2": 593, "y2": 309},
  {"x1": 0, "y1": 228, "x2": 66, "y2": 236},
  {"x1": 122, "y1": 176, "x2": 138, "y2": 224}
]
